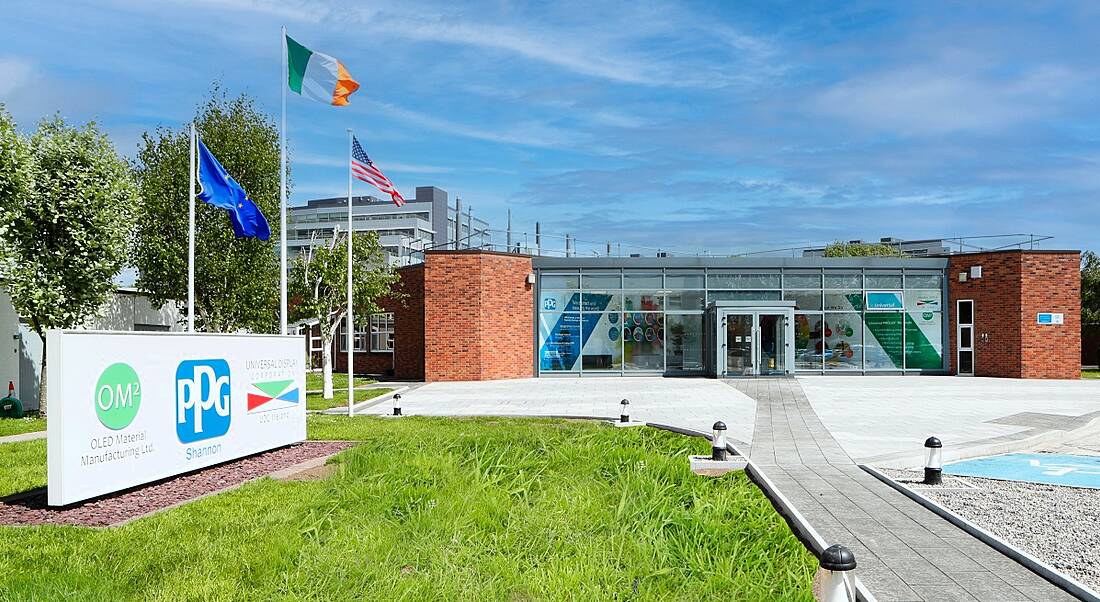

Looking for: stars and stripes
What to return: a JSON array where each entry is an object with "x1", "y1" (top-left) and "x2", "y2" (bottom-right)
[{"x1": 351, "y1": 136, "x2": 405, "y2": 206}]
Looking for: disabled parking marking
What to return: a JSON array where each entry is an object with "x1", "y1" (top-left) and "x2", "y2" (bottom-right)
[{"x1": 943, "y1": 453, "x2": 1100, "y2": 489}]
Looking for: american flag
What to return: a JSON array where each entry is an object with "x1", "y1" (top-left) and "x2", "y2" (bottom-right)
[{"x1": 351, "y1": 136, "x2": 405, "y2": 206}]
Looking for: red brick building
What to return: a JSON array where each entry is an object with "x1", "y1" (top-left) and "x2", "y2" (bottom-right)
[
  {"x1": 333, "y1": 250, "x2": 534, "y2": 381},
  {"x1": 946, "y1": 250, "x2": 1080, "y2": 379},
  {"x1": 321, "y1": 248, "x2": 1080, "y2": 382}
]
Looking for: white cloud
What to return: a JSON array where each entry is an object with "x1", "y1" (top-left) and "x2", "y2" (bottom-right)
[
  {"x1": 342, "y1": 4, "x2": 782, "y2": 89},
  {"x1": 0, "y1": 56, "x2": 35, "y2": 97},
  {"x1": 154, "y1": 0, "x2": 324, "y2": 23},
  {"x1": 810, "y1": 62, "x2": 1084, "y2": 135},
  {"x1": 295, "y1": 152, "x2": 456, "y2": 173},
  {"x1": 369, "y1": 101, "x2": 582, "y2": 150}
]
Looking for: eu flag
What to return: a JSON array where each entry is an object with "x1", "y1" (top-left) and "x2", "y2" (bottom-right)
[{"x1": 196, "y1": 139, "x2": 271, "y2": 240}]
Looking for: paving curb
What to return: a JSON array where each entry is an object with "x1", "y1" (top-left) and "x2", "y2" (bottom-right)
[
  {"x1": 644, "y1": 422, "x2": 878, "y2": 602},
  {"x1": 861, "y1": 464, "x2": 1100, "y2": 602},
  {"x1": 316, "y1": 386, "x2": 408, "y2": 415}
]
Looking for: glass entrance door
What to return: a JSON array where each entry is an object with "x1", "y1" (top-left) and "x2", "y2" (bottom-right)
[
  {"x1": 725, "y1": 313, "x2": 754, "y2": 376},
  {"x1": 721, "y1": 310, "x2": 792, "y2": 377},
  {"x1": 758, "y1": 314, "x2": 787, "y2": 375}
]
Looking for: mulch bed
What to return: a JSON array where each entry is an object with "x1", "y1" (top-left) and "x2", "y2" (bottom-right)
[{"x1": 0, "y1": 441, "x2": 355, "y2": 527}]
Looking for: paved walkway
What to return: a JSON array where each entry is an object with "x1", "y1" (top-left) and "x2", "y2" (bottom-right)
[
  {"x1": 734, "y1": 379, "x2": 1075, "y2": 602},
  {"x1": 0, "y1": 430, "x2": 45, "y2": 444}
]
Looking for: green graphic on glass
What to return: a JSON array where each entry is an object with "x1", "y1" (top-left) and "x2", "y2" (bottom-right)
[
  {"x1": 95, "y1": 362, "x2": 142, "y2": 430},
  {"x1": 905, "y1": 314, "x2": 943, "y2": 369}
]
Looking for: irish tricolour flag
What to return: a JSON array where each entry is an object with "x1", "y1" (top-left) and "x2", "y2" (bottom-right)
[{"x1": 286, "y1": 34, "x2": 360, "y2": 106}]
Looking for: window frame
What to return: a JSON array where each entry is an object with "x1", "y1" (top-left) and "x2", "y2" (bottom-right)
[{"x1": 370, "y1": 312, "x2": 395, "y2": 353}]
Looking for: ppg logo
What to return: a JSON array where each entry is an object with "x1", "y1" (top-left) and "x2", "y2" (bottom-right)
[
  {"x1": 543, "y1": 297, "x2": 558, "y2": 311},
  {"x1": 175, "y1": 359, "x2": 231, "y2": 443}
]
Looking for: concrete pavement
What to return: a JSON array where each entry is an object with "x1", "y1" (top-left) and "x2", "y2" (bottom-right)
[
  {"x1": 799, "y1": 376, "x2": 1100, "y2": 467},
  {"x1": 355, "y1": 377, "x2": 758, "y2": 445},
  {"x1": 0, "y1": 430, "x2": 45, "y2": 444}
]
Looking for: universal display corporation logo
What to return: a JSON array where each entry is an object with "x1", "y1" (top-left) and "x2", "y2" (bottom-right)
[
  {"x1": 95, "y1": 362, "x2": 142, "y2": 430},
  {"x1": 176, "y1": 359, "x2": 232, "y2": 443}
]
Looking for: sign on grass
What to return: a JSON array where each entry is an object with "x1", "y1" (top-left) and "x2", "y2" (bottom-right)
[{"x1": 46, "y1": 331, "x2": 305, "y2": 506}]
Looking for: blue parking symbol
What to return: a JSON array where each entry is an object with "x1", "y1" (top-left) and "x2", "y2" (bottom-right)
[{"x1": 944, "y1": 453, "x2": 1100, "y2": 489}]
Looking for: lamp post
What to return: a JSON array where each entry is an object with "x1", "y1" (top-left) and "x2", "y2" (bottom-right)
[
  {"x1": 923, "y1": 436, "x2": 943, "y2": 485},
  {"x1": 712, "y1": 421, "x2": 728, "y2": 461},
  {"x1": 620, "y1": 399, "x2": 630, "y2": 423},
  {"x1": 392, "y1": 393, "x2": 402, "y2": 417}
]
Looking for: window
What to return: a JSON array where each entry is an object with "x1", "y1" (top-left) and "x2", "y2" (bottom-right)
[
  {"x1": 370, "y1": 313, "x2": 395, "y2": 352},
  {"x1": 708, "y1": 272, "x2": 781, "y2": 289},
  {"x1": 338, "y1": 322, "x2": 368, "y2": 352}
]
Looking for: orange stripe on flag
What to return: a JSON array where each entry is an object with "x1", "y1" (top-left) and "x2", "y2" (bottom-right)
[{"x1": 332, "y1": 61, "x2": 360, "y2": 106}]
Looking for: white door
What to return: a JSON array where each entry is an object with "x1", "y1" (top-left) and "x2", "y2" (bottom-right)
[{"x1": 957, "y1": 300, "x2": 974, "y2": 376}]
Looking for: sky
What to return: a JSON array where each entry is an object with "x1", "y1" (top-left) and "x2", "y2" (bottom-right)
[{"x1": 2, "y1": 0, "x2": 1099, "y2": 256}]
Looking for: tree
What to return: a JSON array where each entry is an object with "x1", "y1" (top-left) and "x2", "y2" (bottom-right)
[
  {"x1": 823, "y1": 241, "x2": 906, "y2": 257},
  {"x1": 0, "y1": 106, "x2": 31, "y2": 255},
  {"x1": 289, "y1": 229, "x2": 401, "y2": 399},
  {"x1": 1082, "y1": 251, "x2": 1100, "y2": 325},
  {"x1": 0, "y1": 111, "x2": 139, "y2": 416},
  {"x1": 132, "y1": 88, "x2": 281, "y2": 332}
]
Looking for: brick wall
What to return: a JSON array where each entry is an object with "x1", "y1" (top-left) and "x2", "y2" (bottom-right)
[
  {"x1": 332, "y1": 263, "x2": 425, "y2": 379},
  {"x1": 423, "y1": 251, "x2": 533, "y2": 381},
  {"x1": 947, "y1": 250, "x2": 1080, "y2": 379},
  {"x1": 1020, "y1": 253, "x2": 1080, "y2": 378},
  {"x1": 392, "y1": 264, "x2": 426, "y2": 380}
]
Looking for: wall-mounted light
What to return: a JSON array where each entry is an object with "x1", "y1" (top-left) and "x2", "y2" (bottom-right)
[
  {"x1": 526, "y1": 273, "x2": 536, "y2": 285},
  {"x1": 970, "y1": 266, "x2": 982, "y2": 279},
  {"x1": 958, "y1": 272, "x2": 967, "y2": 282}
]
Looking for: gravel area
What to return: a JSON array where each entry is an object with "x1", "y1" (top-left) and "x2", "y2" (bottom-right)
[
  {"x1": 886, "y1": 467, "x2": 1100, "y2": 594},
  {"x1": 0, "y1": 441, "x2": 354, "y2": 527}
]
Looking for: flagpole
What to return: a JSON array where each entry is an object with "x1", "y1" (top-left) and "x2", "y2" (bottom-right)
[
  {"x1": 279, "y1": 25, "x2": 289, "y2": 336},
  {"x1": 346, "y1": 129, "x2": 354, "y2": 418},
  {"x1": 188, "y1": 122, "x2": 196, "y2": 333}
]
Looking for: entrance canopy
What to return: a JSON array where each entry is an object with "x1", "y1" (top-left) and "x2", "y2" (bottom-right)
[{"x1": 705, "y1": 301, "x2": 796, "y2": 377}]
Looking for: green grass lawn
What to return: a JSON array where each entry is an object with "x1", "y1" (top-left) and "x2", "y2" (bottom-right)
[
  {"x1": 0, "y1": 416, "x2": 46, "y2": 438},
  {"x1": 1083, "y1": 369, "x2": 1100, "y2": 379},
  {"x1": 305, "y1": 372, "x2": 376, "y2": 391},
  {"x1": 306, "y1": 387, "x2": 393, "y2": 411},
  {"x1": 0, "y1": 416, "x2": 815, "y2": 600},
  {"x1": 0, "y1": 439, "x2": 45, "y2": 497}
]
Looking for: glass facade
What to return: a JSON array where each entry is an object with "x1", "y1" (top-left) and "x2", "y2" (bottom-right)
[{"x1": 537, "y1": 267, "x2": 945, "y2": 374}]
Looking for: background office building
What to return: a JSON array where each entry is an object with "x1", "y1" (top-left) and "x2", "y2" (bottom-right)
[{"x1": 287, "y1": 186, "x2": 493, "y2": 265}]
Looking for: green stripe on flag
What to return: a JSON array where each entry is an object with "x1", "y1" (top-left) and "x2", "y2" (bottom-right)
[{"x1": 286, "y1": 35, "x2": 313, "y2": 95}]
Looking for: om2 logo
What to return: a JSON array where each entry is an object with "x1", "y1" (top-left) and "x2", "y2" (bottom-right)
[{"x1": 176, "y1": 359, "x2": 231, "y2": 443}]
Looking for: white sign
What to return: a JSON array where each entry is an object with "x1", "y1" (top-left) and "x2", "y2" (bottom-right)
[
  {"x1": 1037, "y1": 313, "x2": 1064, "y2": 325},
  {"x1": 46, "y1": 331, "x2": 306, "y2": 506}
]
